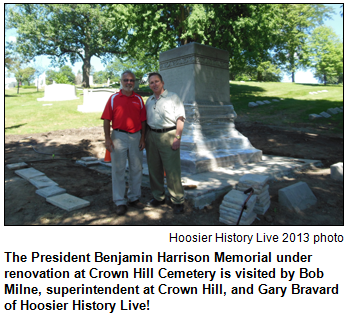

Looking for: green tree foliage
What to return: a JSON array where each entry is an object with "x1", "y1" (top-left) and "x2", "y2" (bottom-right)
[
  {"x1": 308, "y1": 26, "x2": 343, "y2": 85},
  {"x1": 45, "y1": 66, "x2": 75, "y2": 85},
  {"x1": 256, "y1": 62, "x2": 282, "y2": 82},
  {"x1": 8, "y1": 61, "x2": 35, "y2": 93},
  {"x1": 273, "y1": 4, "x2": 333, "y2": 82},
  {"x1": 8, "y1": 4, "x2": 130, "y2": 87}
]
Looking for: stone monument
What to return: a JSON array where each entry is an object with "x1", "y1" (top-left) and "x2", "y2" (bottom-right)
[
  {"x1": 37, "y1": 83, "x2": 79, "y2": 101},
  {"x1": 77, "y1": 89, "x2": 119, "y2": 113},
  {"x1": 158, "y1": 42, "x2": 262, "y2": 174}
]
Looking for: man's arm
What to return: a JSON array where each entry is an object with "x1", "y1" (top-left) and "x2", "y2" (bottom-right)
[
  {"x1": 139, "y1": 121, "x2": 146, "y2": 151},
  {"x1": 103, "y1": 119, "x2": 114, "y2": 152},
  {"x1": 172, "y1": 116, "x2": 184, "y2": 150}
]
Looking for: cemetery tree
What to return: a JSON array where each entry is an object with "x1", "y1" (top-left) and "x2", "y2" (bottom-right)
[
  {"x1": 60, "y1": 65, "x2": 75, "y2": 84},
  {"x1": 273, "y1": 4, "x2": 333, "y2": 82},
  {"x1": 127, "y1": 4, "x2": 282, "y2": 80},
  {"x1": 8, "y1": 4, "x2": 130, "y2": 88},
  {"x1": 8, "y1": 61, "x2": 33, "y2": 93},
  {"x1": 308, "y1": 26, "x2": 343, "y2": 85}
]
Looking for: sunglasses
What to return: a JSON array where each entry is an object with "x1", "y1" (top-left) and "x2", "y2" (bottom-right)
[{"x1": 122, "y1": 79, "x2": 135, "y2": 83}]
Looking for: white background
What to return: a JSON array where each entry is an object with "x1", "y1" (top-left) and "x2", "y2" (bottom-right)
[{"x1": 1, "y1": 226, "x2": 346, "y2": 317}]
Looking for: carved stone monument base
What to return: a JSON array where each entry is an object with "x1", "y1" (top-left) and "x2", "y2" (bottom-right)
[{"x1": 159, "y1": 43, "x2": 262, "y2": 174}]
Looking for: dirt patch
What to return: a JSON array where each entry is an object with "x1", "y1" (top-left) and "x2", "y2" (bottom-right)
[{"x1": 5, "y1": 124, "x2": 344, "y2": 226}]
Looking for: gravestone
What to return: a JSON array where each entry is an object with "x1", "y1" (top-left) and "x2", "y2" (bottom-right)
[
  {"x1": 37, "y1": 83, "x2": 79, "y2": 101},
  {"x1": 77, "y1": 89, "x2": 119, "y2": 113},
  {"x1": 158, "y1": 42, "x2": 262, "y2": 174}
]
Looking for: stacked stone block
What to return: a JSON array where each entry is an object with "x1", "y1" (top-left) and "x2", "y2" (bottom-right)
[
  {"x1": 236, "y1": 174, "x2": 271, "y2": 215},
  {"x1": 219, "y1": 190, "x2": 257, "y2": 225}
]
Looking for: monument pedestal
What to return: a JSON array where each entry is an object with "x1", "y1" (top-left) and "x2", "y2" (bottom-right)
[{"x1": 159, "y1": 43, "x2": 262, "y2": 174}]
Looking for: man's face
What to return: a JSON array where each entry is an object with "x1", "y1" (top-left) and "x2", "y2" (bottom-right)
[
  {"x1": 121, "y1": 73, "x2": 135, "y2": 93},
  {"x1": 149, "y1": 75, "x2": 164, "y2": 95}
]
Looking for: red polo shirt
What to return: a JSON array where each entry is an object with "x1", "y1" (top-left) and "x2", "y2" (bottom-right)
[{"x1": 101, "y1": 90, "x2": 146, "y2": 133}]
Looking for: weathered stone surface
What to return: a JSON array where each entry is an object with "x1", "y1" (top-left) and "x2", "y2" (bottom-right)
[
  {"x1": 238, "y1": 174, "x2": 269, "y2": 188},
  {"x1": 81, "y1": 157, "x2": 99, "y2": 161},
  {"x1": 37, "y1": 83, "x2": 79, "y2": 101},
  {"x1": 256, "y1": 101, "x2": 265, "y2": 105},
  {"x1": 36, "y1": 186, "x2": 66, "y2": 198},
  {"x1": 278, "y1": 181, "x2": 317, "y2": 212},
  {"x1": 77, "y1": 89, "x2": 119, "y2": 113},
  {"x1": 76, "y1": 160, "x2": 100, "y2": 167},
  {"x1": 327, "y1": 108, "x2": 338, "y2": 115},
  {"x1": 237, "y1": 184, "x2": 269, "y2": 195},
  {"x1": 263, "y1": 100, "x2": 271, "y2": 104},
  {"x1": 330, "y1": 162, "x2": 343, "y2": 181},
  {"x1": 6, "y1": 162, "x2": 28, "y2": 170},
  {"x1": 334, "y1": 107, "x2": 342, "y2": 113},
  {"x1": 272, "y1": 99, "x2": 280, "y2": 102},
  {"x1": 29, "y1": 175, "x2": 58, "y2": 189},
  {"x1": 15, "y1": 168, "x2": 45, "y2": 180},
  {"x1": 319, "y1": 111, "x2": 331, "y2": 118},
  {"x1": 157, "y1": 43, "x2": 262, "y2": 174},
  {"x1": 309, "y1": 114, "x2": 322, "y2": 120},
  {"x1": 46, "y1": 193, "x2": 90, "y2": 212},
  {"x1": 248, "y1": 102, "x2": 258, "y2": 107}
]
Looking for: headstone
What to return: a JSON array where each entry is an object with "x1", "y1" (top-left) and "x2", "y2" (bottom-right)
[
  {"x1": 263, "y1": 100, "x2": 271, "y2": 104},
  {"x1": 37, "y1": 84, "x2": 79, "y2": 101},
  {"x1": 330, "y1": 162, "x2": 343, "y2": 181},
  {"x1": 334, "y1": 107, "x2": 342, "y2": 113},
  {"x1": 248, "y1": 102, "x2": 258, "y2": 107},
  {"x1": 36, "y1": 186, "x2": 66, "y2": 198},
  {"x1": 278, "y1": 181, "x2": 317, "y2": 212},
  {"x1": 272, "y1": 99, "x2": 280, "y2": 102},
  {"x1": 256, "y1": 101, "x2": 265, "y2": 105},
  {"x1": 158, "y1": 42, "x2": 262, "y2": 174},
  {"x1": 319, "y1": 111, "x2": 331, "y2": 118},
  {"x1": 89, "y1": 75, "x2": 94, "y2": 86},
  {"x1": 46, "y1": 193, "x2": 90, "y2": 212},
  {"x1": 77, "y1": 89, "x2": 119, "y2": 113},
  {"x1": 309, "y1": 114, "x2": 322, "y2": 120}
]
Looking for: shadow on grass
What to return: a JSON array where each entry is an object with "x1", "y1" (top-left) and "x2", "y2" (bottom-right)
[
  {"x1": 5, "y1": 123, "x2": 27, "y2": 131},
  {"x1": 230, "y1": 83, "x2": 266, "y2": 99}
]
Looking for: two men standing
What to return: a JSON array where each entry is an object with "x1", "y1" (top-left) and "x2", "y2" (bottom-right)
[{"x1": 101, "y1": 71, "x2": 185, "y2": 215}]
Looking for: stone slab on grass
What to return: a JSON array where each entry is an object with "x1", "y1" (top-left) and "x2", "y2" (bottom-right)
[
  {"x1": 36, "y1": 186, "x2": 66, "y2": 198},
  {"x1": 29, "y1": 175, "x2": 58, "y2": 189},
  {"x1": 46, "y1": 193, "x2": 90, "y2": 212},
  {"x1": 6, "y1": 162, "x2": 28, "y2": 170},
  {"x1": 309, "y1": 114, "x2": 322, "y2": 120},
  {"x1": 330, "y1": 162, "x2": 343, "y2": 181},
  {"x1": 15, "y1": 168, "x2": 45, "y2": 180},
  {"x1": 263, "y1": 100, "x2": 271, "y2": 104},
  {"x1": 278, "y1": 181, "x2": 317, "y2": 212},
  {"x1": 272, "y1": 99, "x2": 280, "y2": 102},
  {"x1": 248, "y1": 102, "x2": 258, "y2": 107},
  {"x1": 256, "y1": 101, "x2": 265, "y2": 105},
  {"x1": 327, "y1": 108, "x2": 338, "y2": 115},
  {"x1": 319, "y1": 111, "x2": 331, "y2": 118}
]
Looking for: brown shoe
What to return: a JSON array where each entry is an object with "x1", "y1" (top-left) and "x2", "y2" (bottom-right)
[
  {"x1": 128, "y1": 199, "x2": 145, "y2": 209},
  {"x1": 115, "y1": 205, "x2": 127, "y2": 215}
]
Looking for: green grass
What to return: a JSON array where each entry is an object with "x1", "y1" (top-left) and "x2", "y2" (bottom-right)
[
  {"x1": 230, "y1": 81, "x2": 343, "y2": 133},
  {"x1": 5, "y1": 82, "x2": 343, "y2": 135}
]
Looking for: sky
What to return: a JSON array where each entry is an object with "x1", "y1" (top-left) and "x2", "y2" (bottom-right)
[{"x1": 5, "y1": 4, "x2": 343, "y2": 83}]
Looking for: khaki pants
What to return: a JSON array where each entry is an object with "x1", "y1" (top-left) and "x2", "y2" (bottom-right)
[{"x1": 146, "y1": 129, "x2": 184, "y2": 204}]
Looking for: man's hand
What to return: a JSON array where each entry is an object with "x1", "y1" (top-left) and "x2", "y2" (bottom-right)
[
  {"x1": 172, "y1": 138, "x2": 181, "y2": 150},
  {"x1": 139, "y1": 138, "x2": 146, "y2": 151},
  {"x1": 105, "y1": 137, "x2": 114, "y2": 152}
]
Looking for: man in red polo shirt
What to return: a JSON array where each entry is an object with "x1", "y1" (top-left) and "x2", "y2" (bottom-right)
[{"x1": 101, "y1": 70, "x2": 146, "y2": 215}]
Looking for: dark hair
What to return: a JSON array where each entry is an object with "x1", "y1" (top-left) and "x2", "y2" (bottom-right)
[{"x1": 148, "y1": 72, "x2": 163, "y2": 82}]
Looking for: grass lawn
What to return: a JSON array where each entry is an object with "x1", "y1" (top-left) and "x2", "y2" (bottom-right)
[
  {"x1": 230, "y1": 81, "x2": 343, "y2": 133},
  {"x1": 5, "y1": 82, "x2": 343, "y2": 135}
]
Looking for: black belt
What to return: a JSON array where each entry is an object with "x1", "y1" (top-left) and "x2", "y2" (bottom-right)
[
  {"x1": 114, "y1": 129, "x2": 135, "y2": 134},
  {"x1": 148, "y1": 126, "x2": 176, "y2": 133}
]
